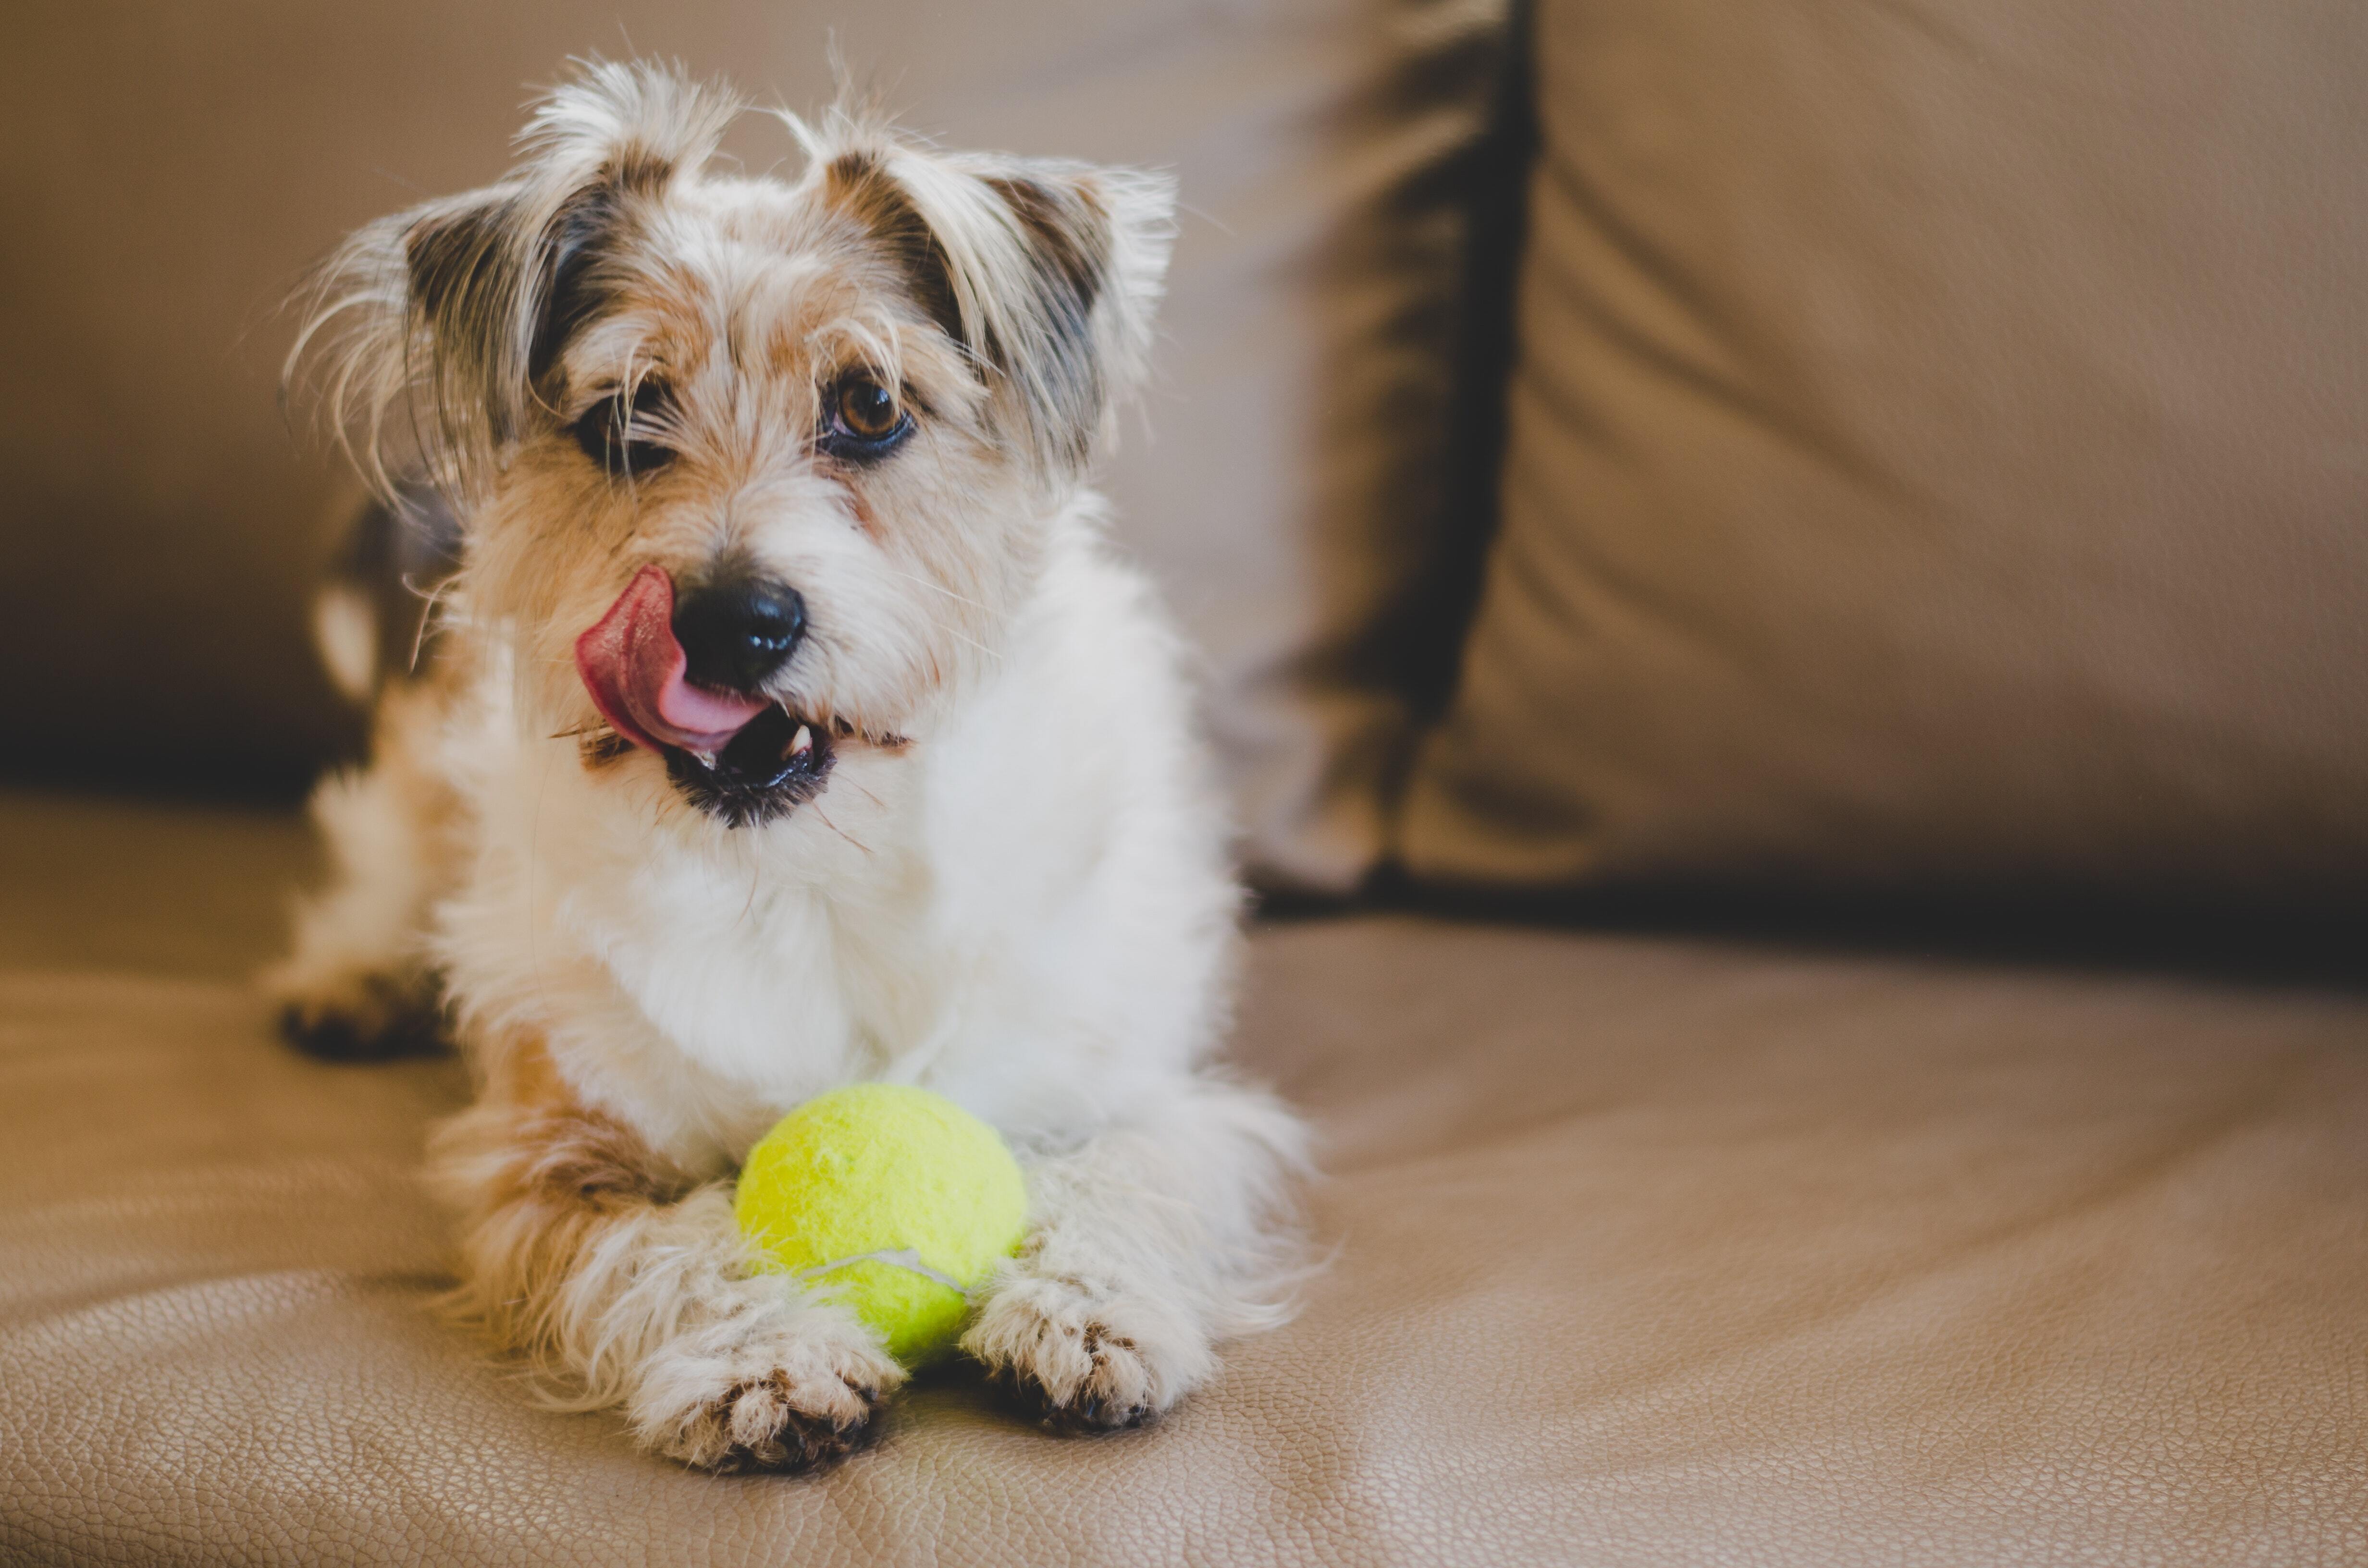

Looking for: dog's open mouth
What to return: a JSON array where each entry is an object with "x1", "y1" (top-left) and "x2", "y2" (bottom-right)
[
  {"x1": 660, "y1": 703, "x2": 834, "y2": 827},
  {"x1": 574, "y1": 565, "x2": 835, "y2": 827}
]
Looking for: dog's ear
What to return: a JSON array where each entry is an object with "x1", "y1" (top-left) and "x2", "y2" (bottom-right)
[
  {"x1": 291, "y1": 60, "x2": 739, "y2": 496},
  {"x1": 815, "y1": 136, "x2": 1177, "y2": 477}
]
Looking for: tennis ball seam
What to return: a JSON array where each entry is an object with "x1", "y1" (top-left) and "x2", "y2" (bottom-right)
[{"x1": 794, "y1": 1247, "x2": 966, "y2": 1292}]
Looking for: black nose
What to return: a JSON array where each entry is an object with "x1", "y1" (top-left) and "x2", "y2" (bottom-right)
[{"x1": 671, "y1": 573, "x2": 807, "y2": 694}]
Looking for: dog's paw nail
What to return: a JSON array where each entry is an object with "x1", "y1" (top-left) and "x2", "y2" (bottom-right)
[
  {"x1": 665, "y1": 1374, "x2": 881, "y2": 1474},
  {"x1": 997, "y1": 1370, "x2": 1155, "y2": 1436},
  {"x1": 970, "y1": 1288, "x2": 1175, "y2": 1436}
]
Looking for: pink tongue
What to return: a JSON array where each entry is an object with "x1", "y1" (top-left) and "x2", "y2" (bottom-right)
[{"x1": 574, "y1": 565, "x2": 769, "y2": 756}]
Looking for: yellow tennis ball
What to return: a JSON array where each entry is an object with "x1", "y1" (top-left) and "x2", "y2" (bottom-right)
[{"x1": 735, "y1": 1083, "x2": 1029, "y2": 1368}]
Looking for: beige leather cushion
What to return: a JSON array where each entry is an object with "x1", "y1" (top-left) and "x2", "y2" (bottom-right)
[
  {"x1": 0, "y1": 0, "x2": 1503, "y2": 892},
  {"x1": 3, "y1": 793, "x2": 2363, "y2": 1564},
  {"x1": 1401, "y1": 0, "x2": 2368, "y2": 896}
]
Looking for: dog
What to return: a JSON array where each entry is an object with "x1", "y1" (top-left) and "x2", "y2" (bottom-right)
[{"x1": 264, "y1": 59, "x2": 1308, "y2": 1473}]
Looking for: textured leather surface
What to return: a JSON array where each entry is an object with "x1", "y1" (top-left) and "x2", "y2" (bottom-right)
[
  {"x1": 3, "y1": 793, "x2": 2364, "y2": 1564},
  {"x1": 1401, "y1": 0, "x2": 2368, "y2": 898},
  {"x1": 0, "y1": 0, "x2": 1505, "y2": 892}
]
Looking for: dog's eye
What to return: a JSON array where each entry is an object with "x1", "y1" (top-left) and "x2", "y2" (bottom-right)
[
  {"x1": 836, "y1": 377, "x2": 900, "y2": 440},
  {"x1": 574, "y1": 380, "x2": 676, "y2": 478},
  {"x1": 819, "y1": 373, "x2": 912, "y2": 460}
]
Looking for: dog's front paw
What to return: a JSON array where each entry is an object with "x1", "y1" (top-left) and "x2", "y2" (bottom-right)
[
  {"x1": 964, "y1": 1273, "x2": 1210, "y2": 1434},
  {"x1": 632, "y1": 1307, "x2": 903, "y2": 1473},
  {"x1": 271, "y1": 968, "x2": 444, "y2": 1061}
]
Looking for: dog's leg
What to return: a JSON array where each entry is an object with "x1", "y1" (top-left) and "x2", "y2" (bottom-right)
[
  {"x1": 265, "y1": 679, "x2": 463, "y2": 1058},
  {"x1": 432, "y1": 1033, "x2": 903, "y2": 1472},
  {"x1": 964, "y1": 1075, "x2": 1308, "y2": 1432}
]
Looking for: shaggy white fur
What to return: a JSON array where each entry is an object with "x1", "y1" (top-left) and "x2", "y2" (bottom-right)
[{"x1": 267, "y1": 60, "x2": 1309, "y2": 1471}]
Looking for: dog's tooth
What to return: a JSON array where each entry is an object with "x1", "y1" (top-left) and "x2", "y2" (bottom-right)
[
  {"x1": 790, "y1": 724, "x2": 813, "y2": 757},
  {"x1": 691, "y1": 748, "x2": 717, "y2": 769}
]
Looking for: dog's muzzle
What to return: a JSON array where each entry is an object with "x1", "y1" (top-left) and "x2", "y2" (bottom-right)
[{"x1": 574, "y1": 564, "x2": 835, "y2": 826}]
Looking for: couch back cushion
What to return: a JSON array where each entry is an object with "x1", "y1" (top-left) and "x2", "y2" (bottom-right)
[
  {"x1": 0, "y1": 0, "x2": 1504, "y2": 893},
  {"x1": 1399, "y1": 0, "x2": 2368, "y2": 899}
]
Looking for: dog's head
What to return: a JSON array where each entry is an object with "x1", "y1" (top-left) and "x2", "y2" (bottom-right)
[{"x1": 297, "y1": 61, "x2": 1172, "y2": 826}]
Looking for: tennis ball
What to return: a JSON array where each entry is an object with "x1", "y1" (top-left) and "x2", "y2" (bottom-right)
[{"x1": 734, "y1": 1083, "x2": 1029, "y2": 1367}]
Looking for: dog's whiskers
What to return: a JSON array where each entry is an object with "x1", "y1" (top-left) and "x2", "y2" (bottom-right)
[
  {"x1": 810, "y1": 803, "x2": 872, "y2": 856},
  {"x1": 876, "y1": 563, "x2": 991, "y2": 615}
]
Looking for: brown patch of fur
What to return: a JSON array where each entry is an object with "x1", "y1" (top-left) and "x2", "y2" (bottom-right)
[
  {"x1": 509, "y1": 1104, "x2": 691, "y2": 1209},
  {"x1": 605, "y1": 142, "x2": 677, "y2": 195},
  {"x1": 821, "y1": 149, "x2": 964, "y2": 345},
  {"x1": 984, "y1": 174, "x2": 1109, "y2": 317},
  {"x1": 579, "y1": 728, "x2": 634, "y2": 768},
  {"x1": 458, "y1": 1035, "x2": 691, "y2": 1214},
  {"x1": 436, "y1": 1032, "x2": 687, "y2": 1338}
]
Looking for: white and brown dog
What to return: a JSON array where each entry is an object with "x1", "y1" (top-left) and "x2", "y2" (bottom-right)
[{"x1": 265, "y1": 60, "x2": 1307, "y2": 1473}]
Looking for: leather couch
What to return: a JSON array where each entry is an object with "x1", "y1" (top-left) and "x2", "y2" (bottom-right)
[{"x1": 3, "y1": 0, "x2": 2362, "y2": 1563}]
